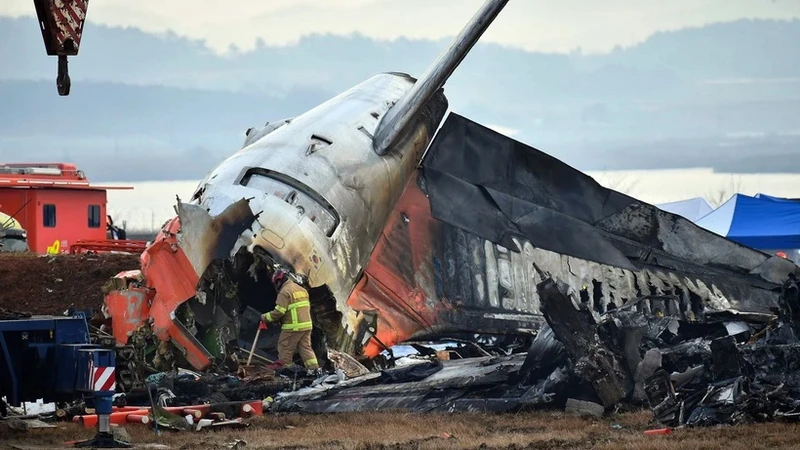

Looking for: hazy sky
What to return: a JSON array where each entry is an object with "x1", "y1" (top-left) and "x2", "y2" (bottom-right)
[{"x1": 4, "y1": 0, "x2": 800, "y2": 54}]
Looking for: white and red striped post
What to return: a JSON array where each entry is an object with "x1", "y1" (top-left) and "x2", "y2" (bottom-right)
[
  {"x1": 90, "y1": 364, "x2": 116, "y2": 436},
  {"x1": 75, "y1": 348, "x2": 130, "y2": 448},
  {"x1": 91, "y1": 366, "x2": 117, "y2": 393}
]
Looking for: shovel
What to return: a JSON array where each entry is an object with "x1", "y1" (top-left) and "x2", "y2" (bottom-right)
[{"x1": 246, "y1": 321, "x2": 267, "y2": 366}]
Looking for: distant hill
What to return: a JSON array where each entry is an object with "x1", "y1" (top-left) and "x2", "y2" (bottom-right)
[
  {"x1": 4, "y1": 17, "x2": 799, "y2": 93},
  {"x1": 1, "y1": 16, "x2": 799, "y2": 180},
  {"x1": 598, "y1": 19, "x2": 800, "y2": 79},
  {"x1": 0, "y1": 80, "x2": 331, "y2": 181}
]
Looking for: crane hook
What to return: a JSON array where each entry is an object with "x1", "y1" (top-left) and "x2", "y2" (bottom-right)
[{"x1": 57, "y1": 54, "x2": 71, "y2": 96}]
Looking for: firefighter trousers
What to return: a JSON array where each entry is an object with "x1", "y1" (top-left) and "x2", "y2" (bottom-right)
[{"x1": 277, "y1": 329, "x2": 318, "y2": 369}]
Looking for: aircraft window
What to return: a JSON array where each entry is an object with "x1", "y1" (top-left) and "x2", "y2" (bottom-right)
[{"x1": 241, "y1": 168, "x2": 340, "y2": 237}]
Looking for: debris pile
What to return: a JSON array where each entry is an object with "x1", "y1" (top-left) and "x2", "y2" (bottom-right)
[
  {"x1": 71, "y1": 400, "x2": 262, "y2": 431},
  {"x1": 644, "y1": 274, "x2": 800, "y2": 426},
  {"x1": 130, "y1": 370, "x2": 297, "y2": 407},
  {"x1": 528, "y1": 270, "x2": 800, "y2": 426},
  {"x1": 61, "y1": 368, "x2": 293, "y2": 431},
  {"x1": 272, "y1": 354, "x2": 528, "y2": 413},
  {"x1": 256, "y1": 270, "x2": 800, "y2": 428}
]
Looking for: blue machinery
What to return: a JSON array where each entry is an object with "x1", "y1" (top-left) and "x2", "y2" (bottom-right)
[{"x1": 0, "y1": 313, "x2": 130, "y2": 447}]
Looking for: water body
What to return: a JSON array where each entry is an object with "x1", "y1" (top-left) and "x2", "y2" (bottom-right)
[{"x1": 105, "y1": 168, "x2": 800, "y2": 231}]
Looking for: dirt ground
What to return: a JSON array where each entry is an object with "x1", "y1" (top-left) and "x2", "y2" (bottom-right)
[
  {"x1": 2, "y1": 411, "x2": 800, "y2": 450},
  {"x1": 0, "y1": 253, "x2": 140, "y2": 315}
]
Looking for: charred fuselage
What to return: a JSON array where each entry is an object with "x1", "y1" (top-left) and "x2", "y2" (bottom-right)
[{"x1": 185, "y1": 73, "x2": 448, "y2": 354}]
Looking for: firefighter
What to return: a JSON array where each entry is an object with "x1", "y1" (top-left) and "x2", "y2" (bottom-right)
[{"x1": 261, "y1": 267, "x2": 319, "y2": 372}]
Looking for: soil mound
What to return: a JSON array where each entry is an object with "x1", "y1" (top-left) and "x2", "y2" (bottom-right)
[{"x1": 0, "y1": 253, "x2": 140, "y2": 315}]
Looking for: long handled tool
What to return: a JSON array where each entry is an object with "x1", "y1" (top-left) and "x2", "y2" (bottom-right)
[{"x1": 246, "y1": 322, "x2": 267, "y2": 366}]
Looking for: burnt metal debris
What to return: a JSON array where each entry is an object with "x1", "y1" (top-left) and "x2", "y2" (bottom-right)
[
  {"x1": 645, "y1": 274, "x2": 800, "y2": 426},
  {"x1": 261, "y1": 271, "x2": 800, "y2": 428},
  {"x1": 22, "y1": 263, "x2": 793, "y2": 429}
]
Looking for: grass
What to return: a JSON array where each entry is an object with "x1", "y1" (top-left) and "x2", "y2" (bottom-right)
[{"x1": 3, "y1": 410, "x2": 800, "y2": 450}]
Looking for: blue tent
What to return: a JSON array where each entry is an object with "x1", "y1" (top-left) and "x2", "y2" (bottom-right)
[
  {"x1": 656, "y1": 197, "x2": 714, "y2": 222},
  {"x1": 695, "y1": 193, "x2": 800, "y2": 249},
  {"x1": 755, "y1": 193, "x2": 800, "y2": 202}
]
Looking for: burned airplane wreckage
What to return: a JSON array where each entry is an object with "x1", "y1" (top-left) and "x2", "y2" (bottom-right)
[
  {"x1": 95, "y1": 0, "x2": 800, "y2": 426},
  {"x1": 264, "y1": 270, "x2": 800, "y2": 427}
]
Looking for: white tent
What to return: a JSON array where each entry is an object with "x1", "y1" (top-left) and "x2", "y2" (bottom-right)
[{"x1": 656, "y1": 197, "x2": 714, "y2": 222}]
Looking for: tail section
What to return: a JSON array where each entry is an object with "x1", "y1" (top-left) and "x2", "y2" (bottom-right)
[{"x1": 372, "y1": 0, "x2": 509, "y2": 156}]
